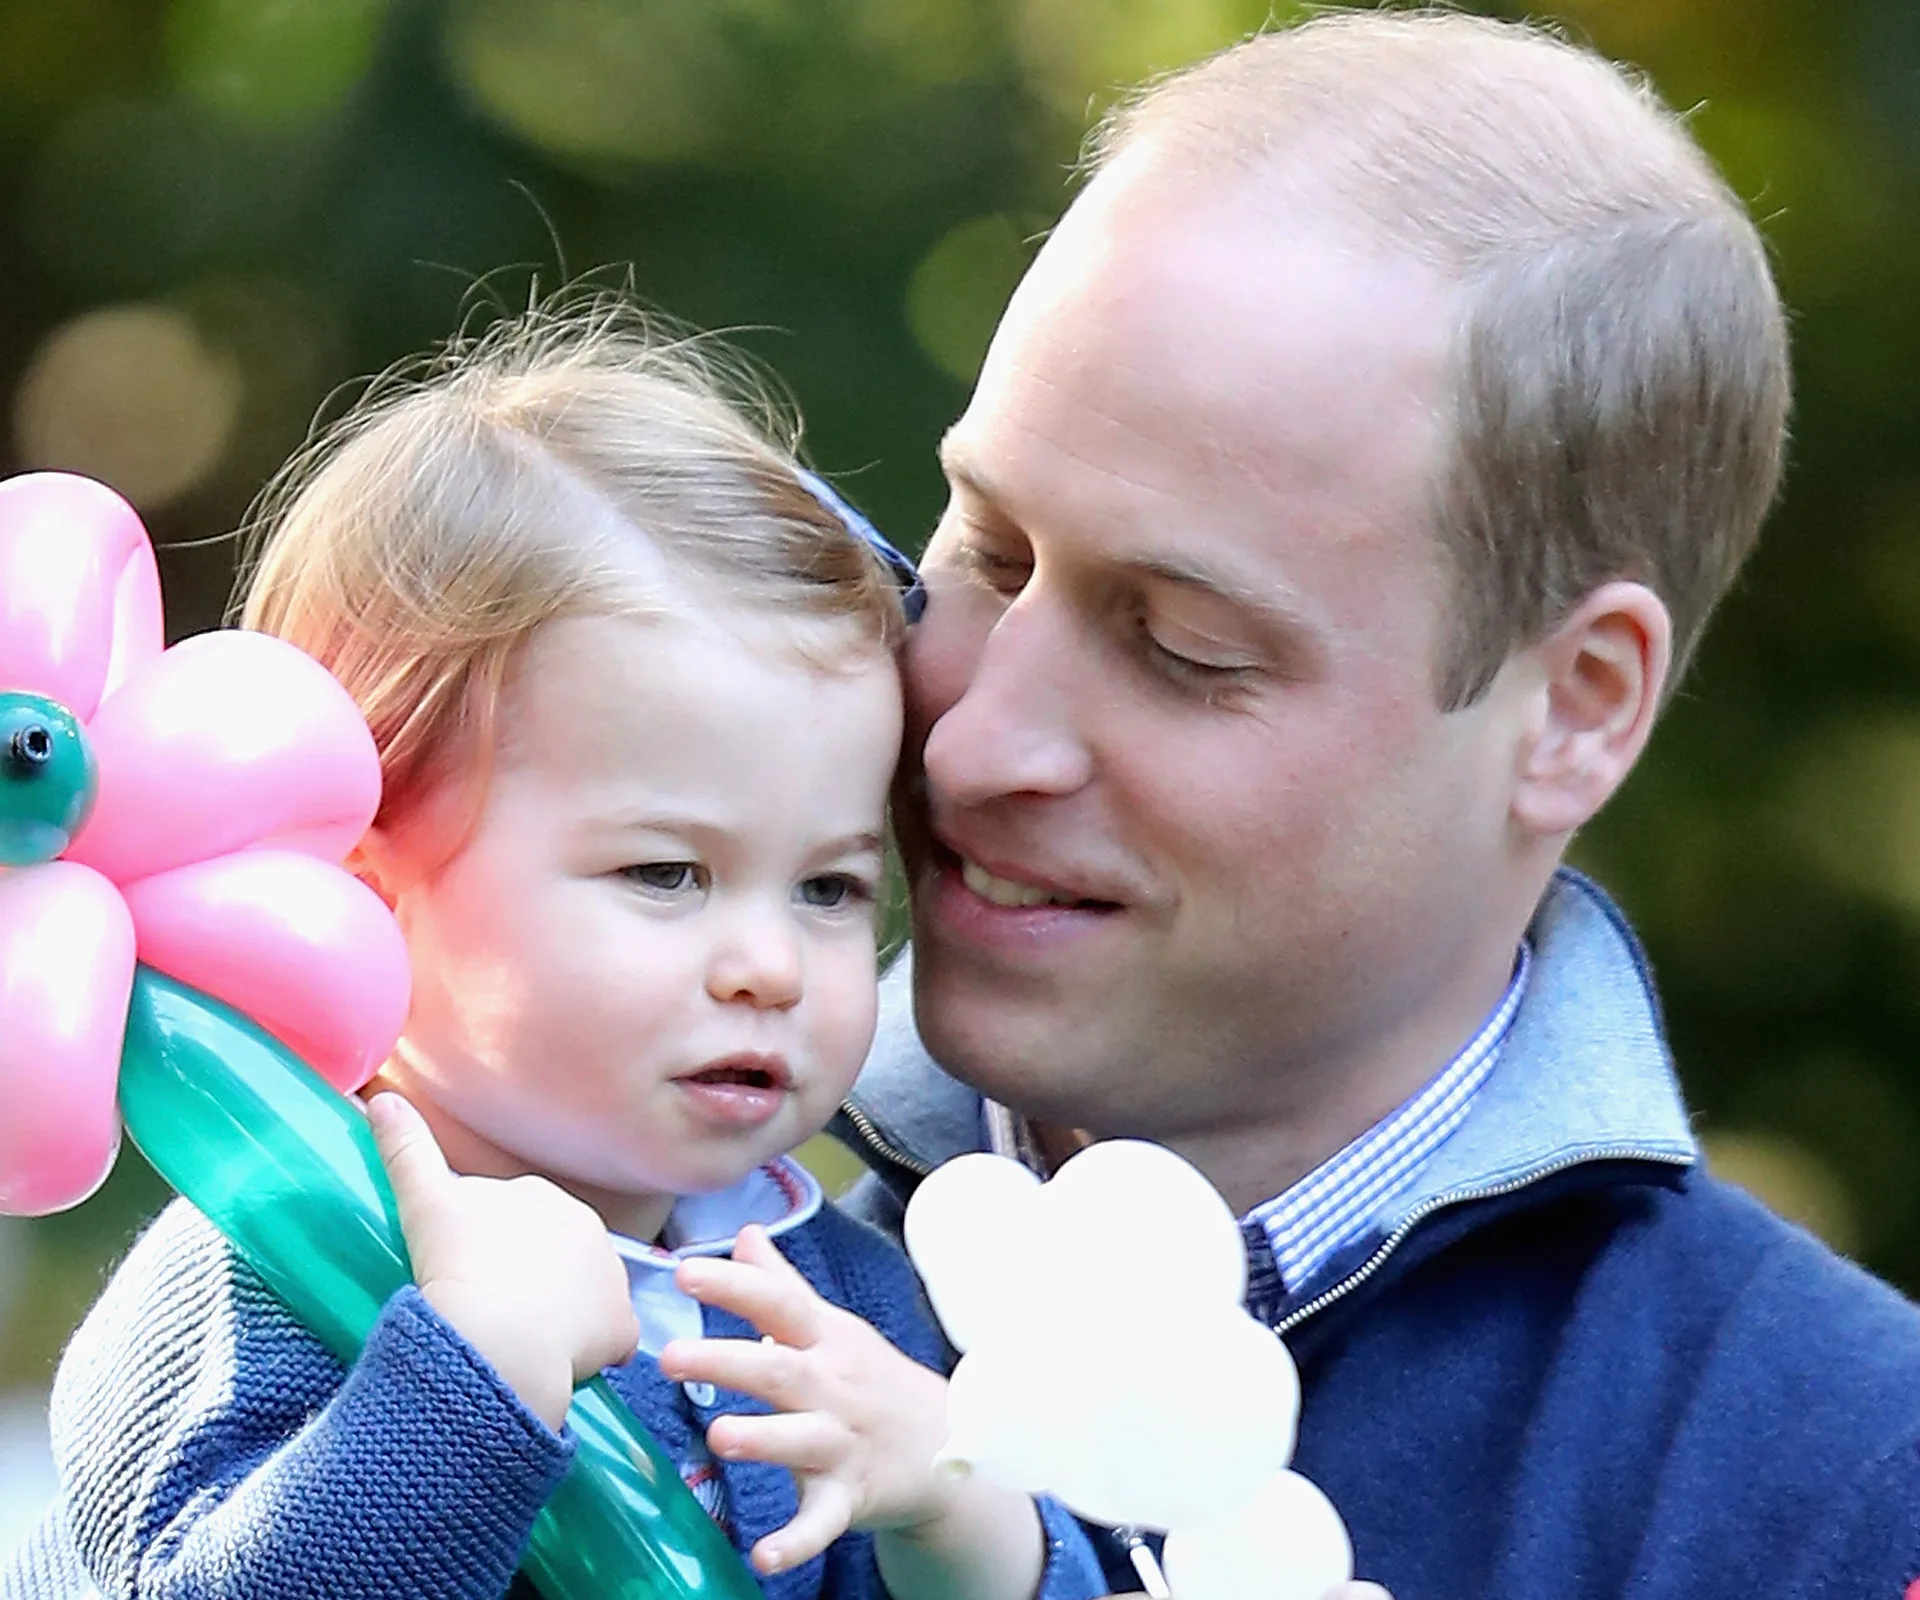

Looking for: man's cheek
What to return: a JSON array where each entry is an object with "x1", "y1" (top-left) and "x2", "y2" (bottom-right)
[{"x1": 907, "y1": 583, "x2": 1002, "y2": 711}]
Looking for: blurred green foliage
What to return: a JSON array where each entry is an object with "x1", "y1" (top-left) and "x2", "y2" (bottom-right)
[{"x1": 2, "y1": 0, "x2": 1919, "y2": 1403}]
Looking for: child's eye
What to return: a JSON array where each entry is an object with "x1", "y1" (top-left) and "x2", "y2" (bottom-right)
[
  {"x1": 797, "y1": 873, "x2": 871, "y2": 911},
  {"x1": 624, "y1": 862, "x2": 705, "y2": 895}
]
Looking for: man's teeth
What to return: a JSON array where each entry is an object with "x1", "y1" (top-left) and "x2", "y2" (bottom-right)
[{"x1": 960, "y1": 858, "x2": 1081, "y2": 908}]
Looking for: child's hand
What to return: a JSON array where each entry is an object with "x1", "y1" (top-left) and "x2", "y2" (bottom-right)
[
  {"x1": 662, "y1": 1225, "x2": 965, "y2": 1577},
  {"x1": 369, "y1": 1092, "x2": 640, "y2": 1431}
]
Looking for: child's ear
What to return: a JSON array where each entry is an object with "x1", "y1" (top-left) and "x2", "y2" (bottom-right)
[
  {"x1": 1510, "y1": 580, "x2": 1671, "y2": 840},
  {"x1": 350, "y1": 825, "x2": 403, "y2": 910}
]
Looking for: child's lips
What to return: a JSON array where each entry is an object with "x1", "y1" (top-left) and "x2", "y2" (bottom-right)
[{"x1": 673, "y1": 1053, "x2": 792, "y2": 1128}]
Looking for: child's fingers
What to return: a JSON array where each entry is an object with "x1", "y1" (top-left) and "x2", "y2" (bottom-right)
[
  {"x1": 733, "y1": 1223, "x2": 812, "y2": 1288},
  {"x1": 661, "y1": 1334, "x2": 813, "y2": 1411},
  {"x1": 752, "y1": 1475, "x2": 855, "y2": 1577},
  {"x1": 706, "y1": 1410, "x2": 844, "y2": 1472},
  {"x1": 367, "y1": 1093, "x2": 455, "y2": 1223},
  {"x1": 676, "y1": 1251, "x2": 825, "y2": 1349}
]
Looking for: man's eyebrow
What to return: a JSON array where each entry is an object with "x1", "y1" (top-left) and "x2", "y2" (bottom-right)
[
  {"x1": 937, "y1": 433, "x2": 998, "y2": 504},
  {"x1": 1123, "y1": 554, "x2": 1318, "y2": 634},
  {"x1": 939, "y1": 435, "x2": 1316, "y2": 634}
]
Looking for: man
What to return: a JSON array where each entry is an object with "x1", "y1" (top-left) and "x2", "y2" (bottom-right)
[{"x1": 836, "y1": 10, "x2": 1920, "y2": 1598}]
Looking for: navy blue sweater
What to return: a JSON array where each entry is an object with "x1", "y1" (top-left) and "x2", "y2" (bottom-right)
[
  {"x1": 837, "y1": 871, "x2": 1920, "y2": 1599},
  {"x1": 1280, "y1": 1165, "x2": 1920, "y2": 1598},
  {"x1": 34, "y1": 1196, "x2": 1102, "y2": 1600}
]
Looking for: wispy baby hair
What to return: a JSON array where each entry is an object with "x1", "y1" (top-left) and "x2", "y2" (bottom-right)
[{"x1": 236, "y1": 294, "x2": 905, "y2": 832}]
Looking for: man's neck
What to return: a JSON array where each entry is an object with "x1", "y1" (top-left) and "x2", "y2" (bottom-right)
[
  {"x1": 1157, "y1": 1096, "x2": 1426, "y2": 1217},
  {"x1": 1031, "y1": 1120, "x2": 1095, "y2": 1177},
  {"x1": 1025, "y1": 1111, "x2": 1385, "y2": 1217},
  {"x1": 1026, "y1": 928, "x2": 1533, "y2": 1216}
]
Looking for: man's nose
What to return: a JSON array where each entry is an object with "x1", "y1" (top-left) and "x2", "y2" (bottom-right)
[
  {"x1": 705, "y1": 904, "x2": 804, "y2": 1011},
  {"x1": 920, "y1": 590, "x2": 1095, "y2": 808}
]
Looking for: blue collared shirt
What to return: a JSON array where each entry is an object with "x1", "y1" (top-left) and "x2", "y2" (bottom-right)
[{"x1": 1246, "y1": 942, "x2": 1532, "y2": 1298}]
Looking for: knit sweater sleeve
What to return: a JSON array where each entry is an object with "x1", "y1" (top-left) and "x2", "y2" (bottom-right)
[{"x1": 49, "y1": 1199, "x2": 572, "y2": 1600}]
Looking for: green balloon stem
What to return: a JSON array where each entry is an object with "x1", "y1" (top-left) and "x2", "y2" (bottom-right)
[{"x1": 118, "y1": 965, "x2": 763, "y2": 1600}]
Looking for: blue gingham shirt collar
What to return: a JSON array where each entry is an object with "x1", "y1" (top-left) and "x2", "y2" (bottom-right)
[{"x1": 1247, "y1": 941, "x2": 1533, "y2": 1296}]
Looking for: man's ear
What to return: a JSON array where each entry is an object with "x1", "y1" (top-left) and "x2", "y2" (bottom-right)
[{"x1": 1510, "y1": 581, "x2": 1671, "y2": 840}]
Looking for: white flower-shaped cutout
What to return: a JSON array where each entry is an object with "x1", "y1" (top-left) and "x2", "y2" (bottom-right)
[{"x1": 906, "y1": 1140, "x2": 1353, "y2": 1600}]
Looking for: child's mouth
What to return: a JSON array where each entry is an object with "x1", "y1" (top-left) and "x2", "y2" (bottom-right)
[{"x1": 674, "y1": 1054, "x2": 792, "y2": 1128}]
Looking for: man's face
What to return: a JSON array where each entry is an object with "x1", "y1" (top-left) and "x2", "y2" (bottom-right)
[{"x1": 896, "y1": 157, "x2": 1535, "y2": 1155}]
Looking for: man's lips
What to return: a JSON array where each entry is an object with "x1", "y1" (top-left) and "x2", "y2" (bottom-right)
[{"x1": 932, "y1": 842, "x2": 1126, "y2": 912}]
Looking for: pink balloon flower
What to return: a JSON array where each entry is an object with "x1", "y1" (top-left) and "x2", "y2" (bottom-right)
[{"x1": 0, "y1": 473, "x2": 410, "y2": 1216}]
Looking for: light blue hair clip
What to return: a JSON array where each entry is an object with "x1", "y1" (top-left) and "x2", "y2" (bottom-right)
[{"x1": 797, "y1": 468, "x2": 927, "y2": 624}]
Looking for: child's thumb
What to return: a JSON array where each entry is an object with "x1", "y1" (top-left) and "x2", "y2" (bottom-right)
[{"x1": 367, "y1": 1092, "x2": 453, "y2": 1218}]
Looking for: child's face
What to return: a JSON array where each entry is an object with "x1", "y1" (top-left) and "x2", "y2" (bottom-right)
[{"x1": 374, "y1": 609, "x2": 902, "y2": 1229}]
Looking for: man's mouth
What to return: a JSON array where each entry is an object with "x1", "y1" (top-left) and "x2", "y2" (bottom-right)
[{"x1": 956, "y1": 855, "x2": 1118, "y2": 911}]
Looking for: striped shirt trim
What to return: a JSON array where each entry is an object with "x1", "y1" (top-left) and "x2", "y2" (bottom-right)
[{"x1": 1248, "y1": 942, "x2": 1532, "y2": 1293}]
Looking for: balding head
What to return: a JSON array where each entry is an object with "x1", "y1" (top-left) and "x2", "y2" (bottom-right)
[{"x1": 1089, "y1": 10, "x2": 1790, "y2": 706}]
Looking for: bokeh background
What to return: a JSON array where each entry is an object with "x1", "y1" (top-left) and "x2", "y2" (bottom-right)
[{"x1": 3, "y1": 0, "x2": 1919, "y2": 1546}]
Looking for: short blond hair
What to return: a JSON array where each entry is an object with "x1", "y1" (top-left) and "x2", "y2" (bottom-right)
[
  {"x1": 1092, "y1": 9, "x2": 1790, "y2": 707},
  {"x1": 238, "y1": 299, "x2": 904, "y2": 829}
]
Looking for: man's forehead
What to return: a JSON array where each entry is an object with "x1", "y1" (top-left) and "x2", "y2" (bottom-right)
[
  {"x1": 955, "y1": 196, "x2": 1452, "y2": 495},
  {"x1": 937, "y1": 156, "x2": 1460, "y2": 650},
  {"x1": 1013, "y1": 159, "x2": 1446, "y2": 371}
]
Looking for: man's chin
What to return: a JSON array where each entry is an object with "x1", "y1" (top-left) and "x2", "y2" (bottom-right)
[{"x1": 910, "y1": 955, "x2": 1109, "y2": 1119}]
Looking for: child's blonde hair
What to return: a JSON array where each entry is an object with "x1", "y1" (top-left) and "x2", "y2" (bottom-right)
[{"x1": 237, "y1": 299, "x2": 906, "y2": 834}]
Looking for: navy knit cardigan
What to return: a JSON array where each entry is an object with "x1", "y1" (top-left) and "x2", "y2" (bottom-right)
[{"x1": 39, "y1": 1197, "x2": 1103, "y2": 1600}]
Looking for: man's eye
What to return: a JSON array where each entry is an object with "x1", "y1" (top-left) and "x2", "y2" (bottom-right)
[
  {"x1": 954, "y1": 541, "x2": 1032, "y2": 593},
  {"x1": 1139, "y1": 624, "x2": 1256, "y2": 697},
  {"x1": 625, "y1": 862, "x2": 703, "y2": 894},
  {"x1": 797, "y1": 873, "x2": 872, "y2": 910}
]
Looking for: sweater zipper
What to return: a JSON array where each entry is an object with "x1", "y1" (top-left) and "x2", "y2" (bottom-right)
[
  {"x1": 1271, "y1": 1144, "x2": 1693, "y2": 1337},
  {"x1": 1102, "y1": 1144, "x2": 1688, "y2": 1600},
  {"x1": 837, "y1": 1100, "x2": 936, "y2": 1179},
  {"x1": 836, "y1": 1103, "x2": 1690, "y2": 1336}
]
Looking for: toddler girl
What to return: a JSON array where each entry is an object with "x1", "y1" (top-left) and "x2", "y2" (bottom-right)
[{"x1": 43, "y1": 304, "x2": 1101, "y2": 1600}]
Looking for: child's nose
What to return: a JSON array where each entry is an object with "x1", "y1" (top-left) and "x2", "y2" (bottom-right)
[{"x1": 704, "y1": 909, "x2": 803, "y2": 1011}]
